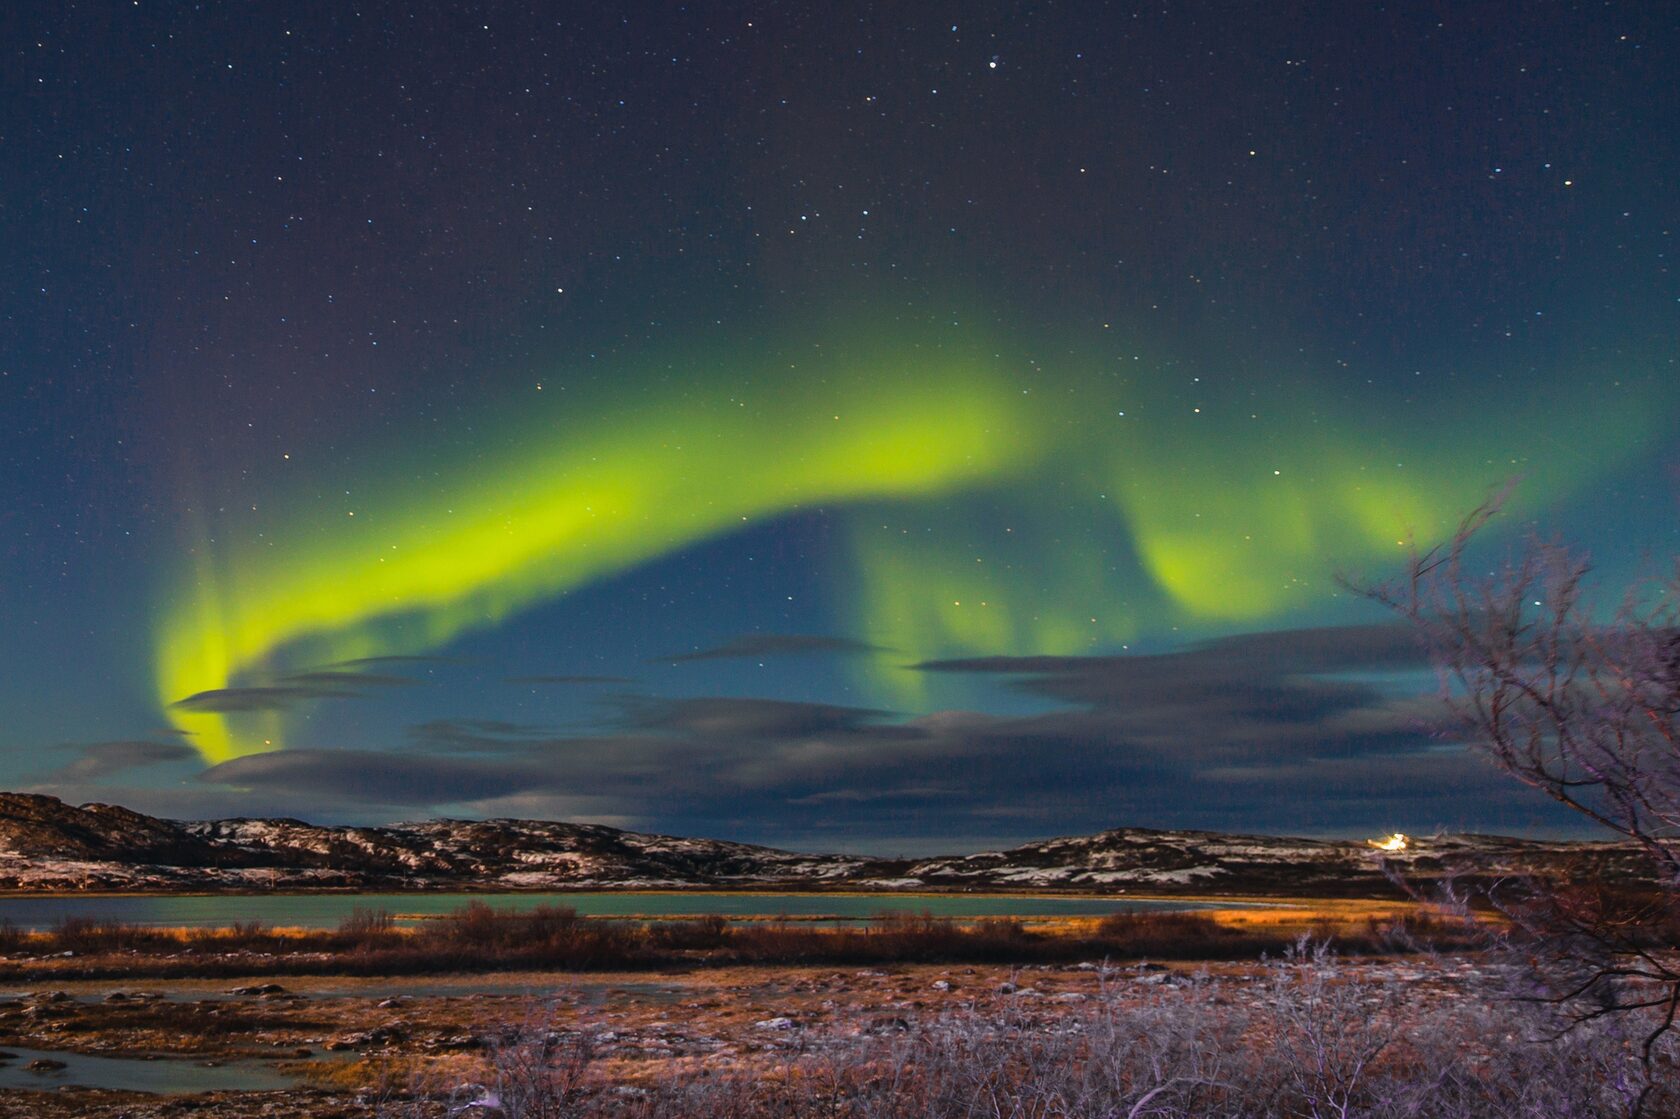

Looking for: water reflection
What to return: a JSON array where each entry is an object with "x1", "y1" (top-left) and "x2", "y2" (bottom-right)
[{"x1": 0, "y1": 892, "x2": 1214, "y2": 932}]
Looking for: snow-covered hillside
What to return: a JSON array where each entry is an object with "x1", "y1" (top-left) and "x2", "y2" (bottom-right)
[{"x1": 0, "y1": 793, "x2": 1645, "y2": 896}]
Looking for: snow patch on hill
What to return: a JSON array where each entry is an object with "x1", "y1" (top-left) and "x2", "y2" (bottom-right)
[{"x1": 0, "y1": 793, "x2": 1648, "y2": 897}]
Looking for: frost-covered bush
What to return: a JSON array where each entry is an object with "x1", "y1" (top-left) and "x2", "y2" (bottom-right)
[{"x1": 375, "y1": 948, "x2": 1675, "y2": 1119}]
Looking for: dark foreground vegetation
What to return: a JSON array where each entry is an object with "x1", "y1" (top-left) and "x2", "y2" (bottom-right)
[
  {"x1": 354, "y1": 945, "x2": 1677, "y2": 1119},
  {"x1": 1, "y1": 908, "x2": 1676, "y2": 1117},
  {"x1": 0, "y1": 904, "x2": 1486, "y2": 980}
]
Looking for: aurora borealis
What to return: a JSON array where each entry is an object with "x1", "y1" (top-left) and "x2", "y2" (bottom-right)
[
  {"x1": 4, "y1": 3, "x2": 1677, "y2": 849},
  {"x1": 154, "y1": 320, "x2": 1665, "y2": 762},
  {"x1": 156, "y1": 323, "x2": 1040, "y2": 761}
]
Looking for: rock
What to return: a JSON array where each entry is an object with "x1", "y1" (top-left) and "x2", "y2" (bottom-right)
[
  {"x1": 325, "y1": 1023, "x2": 405, "y2": 1051},
  {"x1": 930, "y1": 979, "x2": 951, "y2": 991},
  {"x1": 25, "y1": 1057, "x2": 68, "y2": 1071},
  {"x1": 753, "y1": 1016, "x2": 796, "y2": 1030},
  {"x1": 437, "y1": 1034, "x2": 480, "y2": 1050},
  {"x1": 228, "y1": 982, "x2": 288, "y2": 996},
  {"x1": 0, "y1": 1050, "x2": 17, "y2": 1060}
]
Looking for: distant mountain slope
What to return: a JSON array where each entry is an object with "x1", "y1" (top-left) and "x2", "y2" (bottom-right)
[{"x1": 0, "y1": 792, "x2": 1646, "y2": 897}]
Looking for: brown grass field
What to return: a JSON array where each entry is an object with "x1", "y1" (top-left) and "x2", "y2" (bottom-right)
[{"x1": 0, "y1": 896, "x2": 1671, "y2": 1117}]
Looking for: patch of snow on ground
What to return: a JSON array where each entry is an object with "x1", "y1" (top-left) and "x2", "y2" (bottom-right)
[
  {"x1": 1131, "y1": 867, "x2": 1220, "y2": 884},
  {"x1": 497, "y1": 871, "x2": 570, "y2": 887},
  {"x1": 996, "y1": 867, "x2": 1074, "y2": 883}
]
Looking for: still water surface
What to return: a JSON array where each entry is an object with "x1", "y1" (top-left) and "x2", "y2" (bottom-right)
[
  {"x1": 0, "y1": 891, "x2": 1208, "y2": 931},
  {"x1": 0, "y1": 1046, "x2": 298, "y2": 1093}
]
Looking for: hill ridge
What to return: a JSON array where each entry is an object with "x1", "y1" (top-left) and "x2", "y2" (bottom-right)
[{"x1": 0, "y1": 792, "x2": 1642, "y2": 897}]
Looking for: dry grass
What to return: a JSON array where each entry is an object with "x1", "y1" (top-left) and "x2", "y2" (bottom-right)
[
  {"x1": 0, "y1": 899, "x2": 1494, "y2": 981},
  {"x1": 360, "y1": 945, "x2": 1678, "y2": 1119}
]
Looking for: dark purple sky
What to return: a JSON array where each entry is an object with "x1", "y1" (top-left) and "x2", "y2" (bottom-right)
[{"x1": 3, "y1": 3, "x2": 1676, "y2": 850}]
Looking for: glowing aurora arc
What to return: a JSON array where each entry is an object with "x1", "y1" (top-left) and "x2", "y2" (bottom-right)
[
  {"x1": 156, "y1": 328, "x2": 1045, "y2": 761},
  {"x1": 155, "y1": 320, "x2": 1670, "y2": 762}
]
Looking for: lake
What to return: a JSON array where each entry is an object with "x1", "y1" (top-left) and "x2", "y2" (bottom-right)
[{"x1": 0, "y1": 891, "x2": 1214, "y2": 931}]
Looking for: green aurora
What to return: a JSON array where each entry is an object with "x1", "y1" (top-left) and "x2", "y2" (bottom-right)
[{"x1": 154, "y1": 315, "x2": 1670, "y2": 762}]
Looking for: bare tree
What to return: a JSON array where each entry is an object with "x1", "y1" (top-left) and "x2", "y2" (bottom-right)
[{"x1": 1360, "y1": 493, "x2": 1680, "y2": 1106}]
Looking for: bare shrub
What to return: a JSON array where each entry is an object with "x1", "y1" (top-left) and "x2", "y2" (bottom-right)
[
  {"x1": 366, "y1": 1009, "x2": 601, "y2": 1119},
  {"x1": 51, "y1": 915, "x2": 171, "y2": 954},
  {"x1": 0, "y1": 903, "x2": 1483, "y2": 984},
  {"x1": 405, "y1": 902, "x2": 650, "y2": 970},
  {"x1": 638, "y1": 950, "x2": 1670, "y2": 1118},
  {"x1": 646, "y1": 913, "x2": 730, "y2": 949},
  {"x1": 183, "y1": 917, "x2": 284, "y2": 953},
  {"x1": 1360, "y1": 493, "x2": 1680, "y2": 1110},
  {"x1": 1093, "y1": 910, "x2": 1288, "y2": 959},
  {"x1": 362, "y1": 950, "x2": 1674, "y2": 1118},
  {"x1": 337, "y1": 905, "x2": 399, "y2": 944},
  {"x1": 477, "y1": 1022, "x2": 596, "y2": 1119}
]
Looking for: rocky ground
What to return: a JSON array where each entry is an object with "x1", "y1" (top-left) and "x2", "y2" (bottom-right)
[{"x1": 0, "y1": 953, "x2": 1517, "y2": 1118}]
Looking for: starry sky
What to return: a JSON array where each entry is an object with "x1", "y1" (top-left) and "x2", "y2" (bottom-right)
[{"x1": 3, "y1": 3, "x2": 1676, "y2": 853}]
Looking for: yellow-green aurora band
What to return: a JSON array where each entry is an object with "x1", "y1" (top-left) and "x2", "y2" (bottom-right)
[{"x1": 155, "y1": 316, "x2": 1668, "y2": 761}]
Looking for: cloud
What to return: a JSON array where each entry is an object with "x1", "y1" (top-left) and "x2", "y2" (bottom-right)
[
  {"x1": 917, "y1": 622, "x2": 1429, "y2": 710},
  {"x1": 785, "y1": 784, "x2": 965, "y2": 806},
  {"x1": 656, "y1": 633, "x2": 886, "y2": 663},
  {"x1": 169, "y1": 668, "x2": 421, "y2": 713},
  {"x1": 202, "y1": 749, "x2": 545, "y2": 804},
  {"x1": 173, "y1": 623, "x2": 1582, "y2": 851},
  {"x1": 171, "y1": 685, "x2": 356, "y2": 713},
  {"x1": 410, "y1": 719, "x2": 558, "y2": 751},
  {"x1": 618, "y1": 696, "x2": 903, "y2": 740},
  {"x1": 432, "y1": 791, "x2": 645, "y2": 830},
  {"x1": 48, "y1": 739, "x2": 197, "y2": 781},
  {"x1": 321, "y1": 655, "x2": 459, "y2": 668},
  {"x1": 19, "y1": 779, "x2": 418, "y2": 826},
  {"x1": 280, "y1": 671, "x2": 418, "y2": 689},
  {"x1": 190, "y1": 697, "x2": 956, "y2": 827}
]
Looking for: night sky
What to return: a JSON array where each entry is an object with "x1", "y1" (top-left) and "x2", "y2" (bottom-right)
[{"x1": 4, "y1": 3, "x2": 1676, "y2": 853}]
